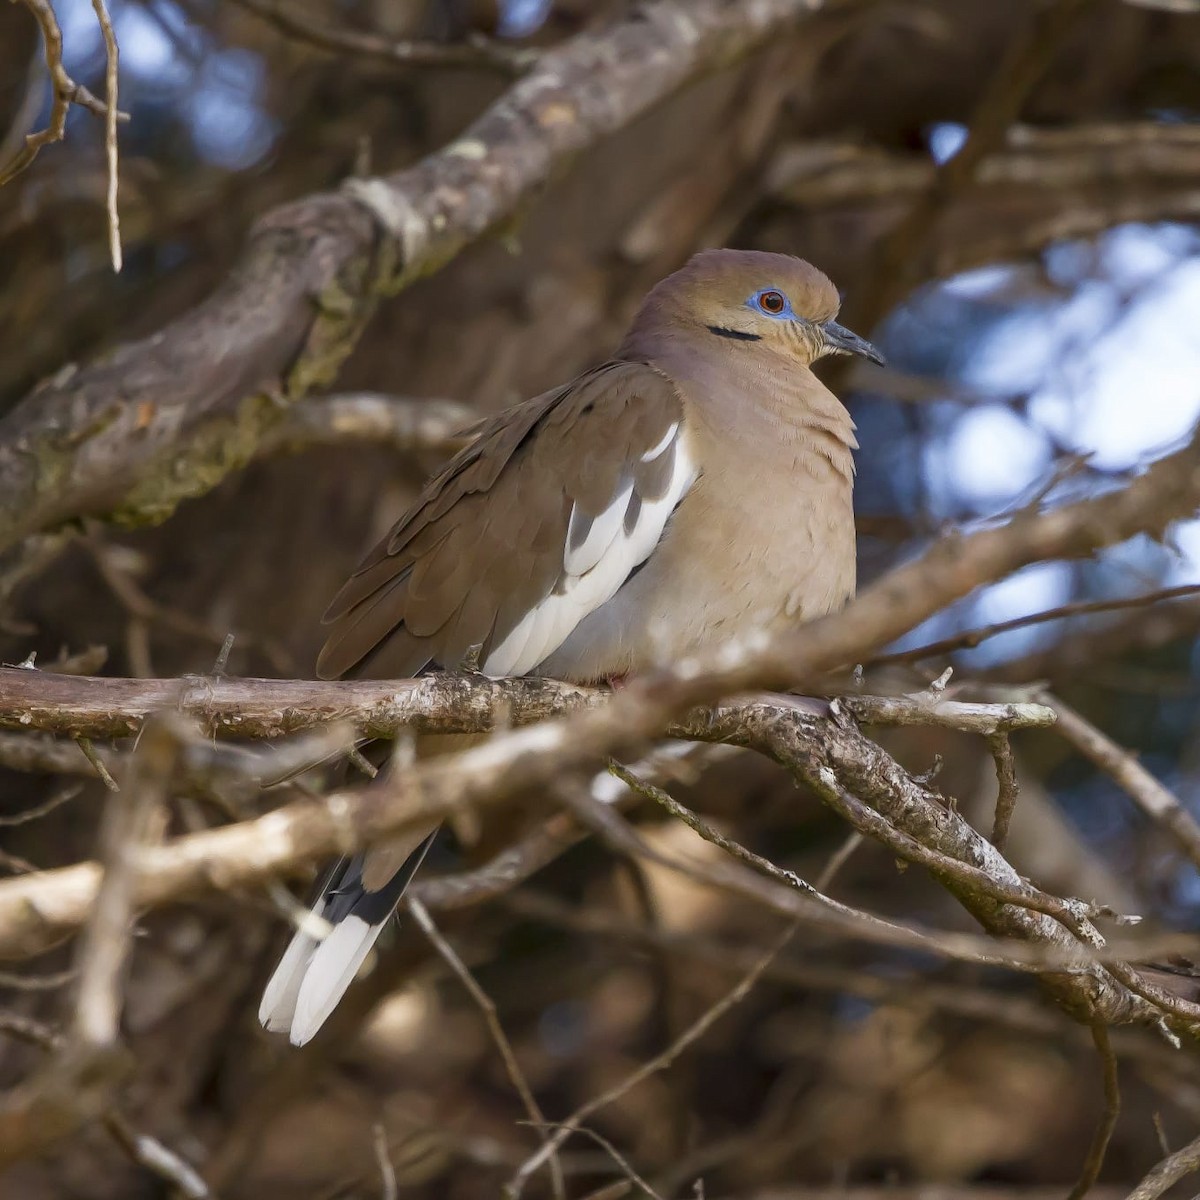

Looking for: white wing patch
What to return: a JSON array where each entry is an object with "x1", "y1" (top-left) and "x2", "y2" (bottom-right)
[
  {"x1": 640, "y1": 421, "x2": 678, "y2": 462},
  {"x1": 564, "y1": 480, "x2": 634, "y2": 576},
  {"x1": 483, "y1": 434, "x2": 696, "y2": 677}
]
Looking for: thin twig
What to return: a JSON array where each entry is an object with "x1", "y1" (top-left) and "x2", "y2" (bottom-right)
[
  {"x1": 579, "y1": 778, "x2": 1165, "y2": 1004},
  {"x1": 813, "y1": 830, "x2": 863, "y2": 893},
  {"x1": 0, "y1": 847, "x2": 40, "y2": 875},
  {"x1": 74, "y1": 735, "x2": 119, "y2": 792},
  {"x1": 103, "y1": 1110, "x2": 211, "y2": 1198},
  {"x1": 228, "y1": 0, "x2": 535, "y2": 74},
  {"x1": 347, "y1": 745, "x2": 380, "y2": 779},
  {"x1": 0, "y1": 965, "x2": 76, "y2": 991},
  {"x1": 504, "y1": 917, "x2": 799, "y2": 1198},
  {"x1": 0, "y1": 1011, "x2": 59, "y2": 1049},
  {"x1": 605, "y1": 763, "x2": 1150, "y2": 999},
  {"x1": 72, "y1": 715, "x2": 175, "y2": 1049},
  {"x1": 1124, "y1": 1128, "x2": 1200, "y2": 1200},
  {"x1": 83, "y1": 537, "x2": 294, "y2": 674},
  {"x1": 613, "y1": 761, "x2": 834, "y2": 901},
  {"x1": 89, "y1": 0, "x2": 121, "y2": 271},
  {"x1": 0, "y1": 1013, "x2": 211, "y2": 1194},
  {"x1": 1066, "y1": 1023, "x2": 1121, "y2": 1200},
  {"x1": 533, "y1": 1121, "x2": 666, "y2": 1200},
  {"x1": 872, "y1": 583, "x2": 1200, "y2": 666},
  {"x1": 372, "y1": 1122, "x2": 398, "y2": 1200},
  {"x1": 407, "y1": 896, "x2": 566, "y2": 1200},
  {"x1": 0, "y1": 0, "x2": 128, "y2": 186},
  {"x1": 0, "y1": 782, "x2": 82, "y2": 826}
]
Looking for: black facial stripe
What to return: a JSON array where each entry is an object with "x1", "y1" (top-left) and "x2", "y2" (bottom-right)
[{"x1": 707, "y1": 325, "x2": 762, "y2": 341}]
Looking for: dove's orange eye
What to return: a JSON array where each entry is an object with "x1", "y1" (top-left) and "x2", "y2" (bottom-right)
[{"x1": 758, "y1": 290, "x2": 786, "y2": 314}]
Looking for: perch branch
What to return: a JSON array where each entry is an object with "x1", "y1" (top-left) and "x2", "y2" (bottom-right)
[{"x1": 0, "y1": 669, "x2": 1057, "y2": 741}]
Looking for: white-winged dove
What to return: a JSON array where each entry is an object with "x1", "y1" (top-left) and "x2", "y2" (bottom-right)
[{"x1": 260, "y1": 248, "x2": 882, "y2": 1044}]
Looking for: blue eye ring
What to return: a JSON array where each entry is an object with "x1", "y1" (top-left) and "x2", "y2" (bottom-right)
[{"x1": 749, "y1": 288, "x2": 791, "y2": 318}]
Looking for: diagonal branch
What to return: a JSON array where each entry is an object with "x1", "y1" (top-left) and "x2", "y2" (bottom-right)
[{"x1": 0, "y1": 431, "x2": 1198, "y2": 1032}]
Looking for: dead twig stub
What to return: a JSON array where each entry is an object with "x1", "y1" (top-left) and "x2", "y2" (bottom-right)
[{"x1": 987, "y1": 731, "x2": 1020, "y2": 849}]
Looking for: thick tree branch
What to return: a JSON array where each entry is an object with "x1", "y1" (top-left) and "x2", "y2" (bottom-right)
[
  {"x1": 2, "y1": 107, "x2": 1192, "y2": 558},
  {"x1": 0, "y1": 0, "x2": 839, "y2": 554},
  {"x1": 0, "y1": 670, "x2": 592, "y2": 738},
  {"x1": 0, "y1": 670, "x2": 1056, "y2": 740}
]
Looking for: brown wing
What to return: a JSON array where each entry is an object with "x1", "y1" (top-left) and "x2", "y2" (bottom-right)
[{"x1": 315, "y1": 360, "x2": 688, "y2": 680}]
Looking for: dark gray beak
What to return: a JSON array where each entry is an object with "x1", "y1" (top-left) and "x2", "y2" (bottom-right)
[{"x1": 821, "y1": 320, "x2": 885, "y2": 366}]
